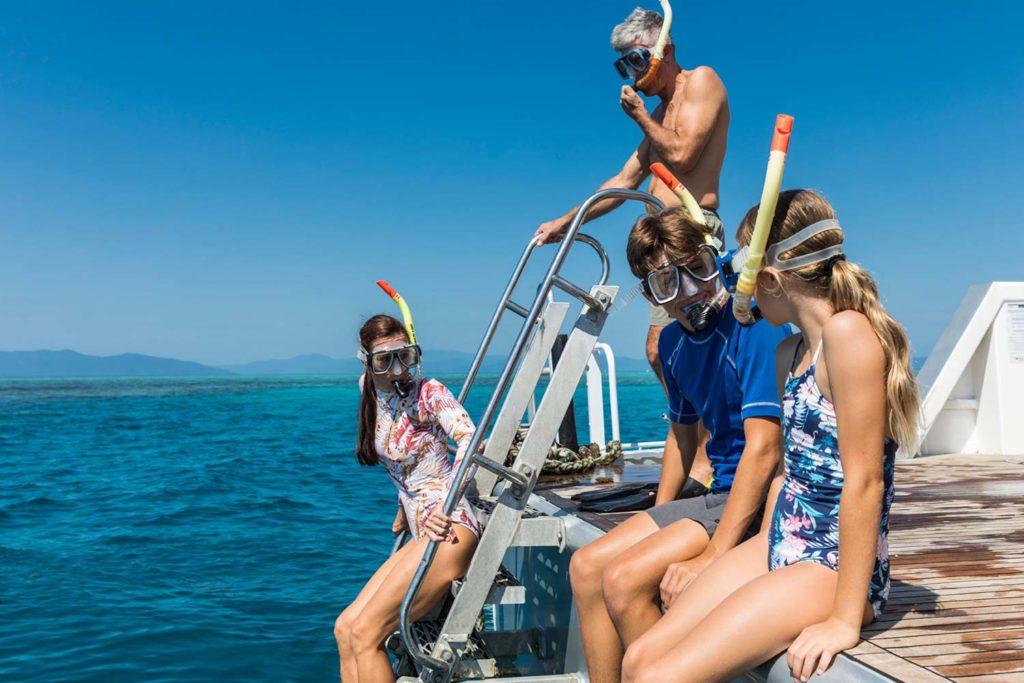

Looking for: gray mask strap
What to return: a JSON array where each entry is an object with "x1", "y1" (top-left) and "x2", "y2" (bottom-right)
[
  {"x1": 766, "y1": 219, "x2": 844, "y2": 272},
  {"x1": 356, "y1": 348, "x2": 368, "y2": 362}
]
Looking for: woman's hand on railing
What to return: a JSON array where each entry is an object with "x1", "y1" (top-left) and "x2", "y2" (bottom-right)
[
  {"x1": 423, "y1": 504, "x2": 456, "y2": 543},
  {"x1": 392, "y1": 506, "x2": 407, "y2": 535}
]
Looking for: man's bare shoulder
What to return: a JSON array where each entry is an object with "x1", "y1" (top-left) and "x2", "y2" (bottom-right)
[{"x1": 680, "y1": 66, "x2": 726, "y2": 100}]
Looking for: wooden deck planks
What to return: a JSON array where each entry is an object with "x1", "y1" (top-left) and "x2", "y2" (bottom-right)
[
  {"x1": 538, "y1": 453, "x2": 1024, "y2": 681},
  {"x1": 855, "y1": 454, "x2": 1024, "y2": 681}
]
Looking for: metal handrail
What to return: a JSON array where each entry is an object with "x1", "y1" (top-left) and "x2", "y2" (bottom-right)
[
  {"x1": 455, "y1": 233, "x2": 608, "y2": 407},
  {"x1": 398, "y1": 188, "x2": 665, "y2": 677}
]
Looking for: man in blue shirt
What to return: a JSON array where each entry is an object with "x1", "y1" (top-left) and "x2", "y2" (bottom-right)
[{"x1": 568, "y1": 207, "x2": 790, "y2": 683}]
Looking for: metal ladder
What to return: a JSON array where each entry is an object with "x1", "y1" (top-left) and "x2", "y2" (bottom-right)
[{"x1": 396, "y1": 189, "x2": 665, "y2": 683}]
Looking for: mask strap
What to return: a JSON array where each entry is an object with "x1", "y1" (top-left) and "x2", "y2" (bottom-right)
[
  {"x1": 765, "y1": 219, "x2": 844, "y2": 272},
  {"x1": 356, "y1": 347, "x2": 369, "y2": 363}
]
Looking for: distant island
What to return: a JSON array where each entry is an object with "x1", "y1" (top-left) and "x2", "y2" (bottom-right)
[
  {"x1": 0, "y1": 349, "x2": 656, "y2": 378},
  {"x1": 0, "y1": 350, "x2": 232, "y2": 378}
]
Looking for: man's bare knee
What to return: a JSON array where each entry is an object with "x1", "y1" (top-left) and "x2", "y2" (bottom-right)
[
  {"x1": 569, "y1": 543, "x2": 606, "y2": 599},
  {"x1": 602, "y1": 556, "x2": 655, "y2": 617}
]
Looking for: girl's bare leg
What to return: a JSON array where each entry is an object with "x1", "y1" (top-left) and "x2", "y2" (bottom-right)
[
  {"x1": 350, "y1": 526, "x2": 478, "y2": 682},
  {"x1": 624, "y1": 558, "x2": 840, "y2": 683}
]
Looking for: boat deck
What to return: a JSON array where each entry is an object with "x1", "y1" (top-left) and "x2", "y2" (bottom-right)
[{"x1": 536, "y1": 452, "x2": 1024, "y2": 682}]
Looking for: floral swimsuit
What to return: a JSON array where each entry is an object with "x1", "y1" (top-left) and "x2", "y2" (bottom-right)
[
  {"x1": 375, "y1": 377, "x2": 480, "y2": 542},
  {"x1": 767, "y1": 339, "x2": 896, "y2": 617}
]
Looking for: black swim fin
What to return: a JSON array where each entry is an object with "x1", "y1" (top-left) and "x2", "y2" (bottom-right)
[
  {"x1": 579, "y1": 488, "x2": 658, "y2": 512},
  {"x1": 571, "y1": 482, "x2": 657, "y2": 503}
]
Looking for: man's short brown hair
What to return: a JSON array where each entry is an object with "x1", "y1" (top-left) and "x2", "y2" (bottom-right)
[{"x1": 626, "y1": 207, "x2": 714, "y2": 279}]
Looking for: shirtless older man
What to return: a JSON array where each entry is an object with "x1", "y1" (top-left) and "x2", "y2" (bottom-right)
[{"x1": 535, "y1": 7, "x2": 729, "y2": 385}]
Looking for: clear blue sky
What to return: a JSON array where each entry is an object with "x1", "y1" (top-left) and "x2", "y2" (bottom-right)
[{"x1": 1, "y1": 1, "x2": 1021, "y2": 365}]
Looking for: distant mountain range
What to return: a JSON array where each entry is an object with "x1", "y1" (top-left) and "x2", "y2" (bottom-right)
[
  {"x1": 0, "y1": 350, "x2": 232, "y2": 378},
  {"x1": 0, "y1": 349, "x2": 654, "y2": 378}
]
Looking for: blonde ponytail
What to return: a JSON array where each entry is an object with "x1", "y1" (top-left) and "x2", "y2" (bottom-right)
[
  {"x1": 737, "y1": 189, "x2": 920, "y2": 451},
  {"x1": 829, "y1": 260, "x2": 920, "y2": 450}
]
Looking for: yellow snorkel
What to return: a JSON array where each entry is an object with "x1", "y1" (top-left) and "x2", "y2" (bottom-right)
[
  {"x1": 376, "y1": 280, "x2": 417, "y2": 345},
  {"x1": 634, "y1": 0, "x2": 673, "y2": 92},
  {"x1": 650, "y1": 162, "x2": 707, "y2": 226},
  {"x1": 375, "y1": 280, "x2": 419, "y2": 398},
  {"x1": 733, "y1": 114, "x2": 794, "y2": 325}
]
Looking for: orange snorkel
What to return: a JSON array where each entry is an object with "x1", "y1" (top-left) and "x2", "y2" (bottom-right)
[
  {"x1": 733, "y1": 114, "x2": 794, "y2": 325},
  {"x1": 650, "y1": 162, "x2": 706, "y2": 226},
  {"x1": 634, "y1": 0, "x2": 673, "y2": 92}
]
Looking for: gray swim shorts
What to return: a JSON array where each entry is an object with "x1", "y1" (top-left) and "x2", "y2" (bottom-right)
[
  {"x1": 645, "y1": 491, "x2": 730, "y2": 536},
  {"x1": 646, "y1": 489, "x2": 765, "y2": 540},
  {"x1": 648, "y1": 209, "x2": 726, "y2": 328}
]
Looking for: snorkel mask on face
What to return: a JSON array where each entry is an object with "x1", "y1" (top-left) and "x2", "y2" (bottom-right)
[
  {"x1": 359, "y1": 280, "x2": 422, "y2": 398},
  {"x1": 642, "y1": 241, "x2": 728, "y2": 333},
  {"x1": 631, "y1": 0, "x2": 673, "y2": 91}
]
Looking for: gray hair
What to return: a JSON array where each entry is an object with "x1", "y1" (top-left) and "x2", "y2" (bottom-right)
[{"x1": 610, "y1": 7, "x2": 671, "y2": 51}]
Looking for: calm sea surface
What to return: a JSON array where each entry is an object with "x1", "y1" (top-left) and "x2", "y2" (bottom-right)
[{"x1": 0, "y1": 373, "x2": 665, "y2": 682}]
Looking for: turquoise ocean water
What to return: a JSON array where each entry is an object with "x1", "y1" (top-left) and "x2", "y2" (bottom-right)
[{"x1": 0, "y1": 373, "x2": 665, "y2": 682}]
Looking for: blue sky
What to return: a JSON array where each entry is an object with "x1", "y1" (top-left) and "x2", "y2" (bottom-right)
[{"x1": 1, "y1": 1, "x2": 1021, "y2": 365}]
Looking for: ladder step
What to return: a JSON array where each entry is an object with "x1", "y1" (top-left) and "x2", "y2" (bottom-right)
[
  {"x1": 472, "y1": 497, "x2": 565, "y2": 549},
  {"x1": 453, "y1": 564, "x2": 525, "y2": 606}
]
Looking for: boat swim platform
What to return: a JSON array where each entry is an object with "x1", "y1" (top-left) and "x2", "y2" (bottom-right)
[{"x1": 532, "y1": 452, "x2": 1024, "y2": 682}]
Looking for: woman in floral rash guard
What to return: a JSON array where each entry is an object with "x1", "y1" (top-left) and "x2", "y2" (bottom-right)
[
  {"x1": 333, "y1": 314, "x2": 479, "y2": 683},
  {"x1": 620, "y1": 191, "x2": 919, "y2": 683}
]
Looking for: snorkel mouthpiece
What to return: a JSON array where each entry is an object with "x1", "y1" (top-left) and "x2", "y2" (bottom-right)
[
  {"x1": 634, "y1": 0, "x2": 673, "y2": 91},
  {"x1": 393, "y1": 378, "x2": 415, "y2": 399},
  {"x1": 684, "y1": 284, "x2": 728, "y2": 332},
  {"x1": 733, "y1": 114, "x2": 794, "y2": 325}
]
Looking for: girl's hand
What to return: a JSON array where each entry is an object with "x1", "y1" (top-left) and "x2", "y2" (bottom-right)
[
  {"x1": 423, "y1": 505, "x2": 455, "y2": 543},
  {"x1": 392, "y1": 506, "x2": 407, "y2": 535},
  {"x1": 787, "y1": 616, "x2": 861, "y2": 682}
]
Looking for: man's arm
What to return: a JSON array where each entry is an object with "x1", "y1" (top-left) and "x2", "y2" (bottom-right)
[
  {"x1": 659, "y1": 416, "x2": 780, "y2": 609},
  {"x1": 620, "y1": 66, "x2": 724, "y2": 174},
  {"x1": 534, "y1": 139, "x2": 650, "y2": 245},
  {"x1": 655, "y1": 421, "x2": 698, "y2": 505},
  {"x1": 702, "y1": 416, "x2": 780, "y2": 554}
]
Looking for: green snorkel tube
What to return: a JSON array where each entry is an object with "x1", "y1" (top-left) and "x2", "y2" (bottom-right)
[
  {"x1": 634, "y1": 0, "x2": 673, "y2": 91},
  {"x1": 733, "y1": 114, "x2": 794, "y2": 325},
  {"x1": 376, "y1": 280, "x2": 419, "y2": 398}
]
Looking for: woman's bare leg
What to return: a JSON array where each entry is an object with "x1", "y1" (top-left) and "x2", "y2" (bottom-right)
[
  {"x1": 350, "y1": 526, "x2": 478, "y2": 682},
  {"x1": 335, "y1": 543, "x2": 408, "y2": 682},
  {"x1": 624, "y1": 559, "x2": 841, "y2": 683}
]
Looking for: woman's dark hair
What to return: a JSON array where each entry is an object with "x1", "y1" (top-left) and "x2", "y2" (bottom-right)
[{"x1": 356, "y1": 314, "x2": 408, "y2": 466}]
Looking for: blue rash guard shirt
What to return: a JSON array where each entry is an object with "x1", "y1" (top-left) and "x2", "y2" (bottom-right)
[{"x1": 658, "y1": 300, "x2": 792, "y2": 493}]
